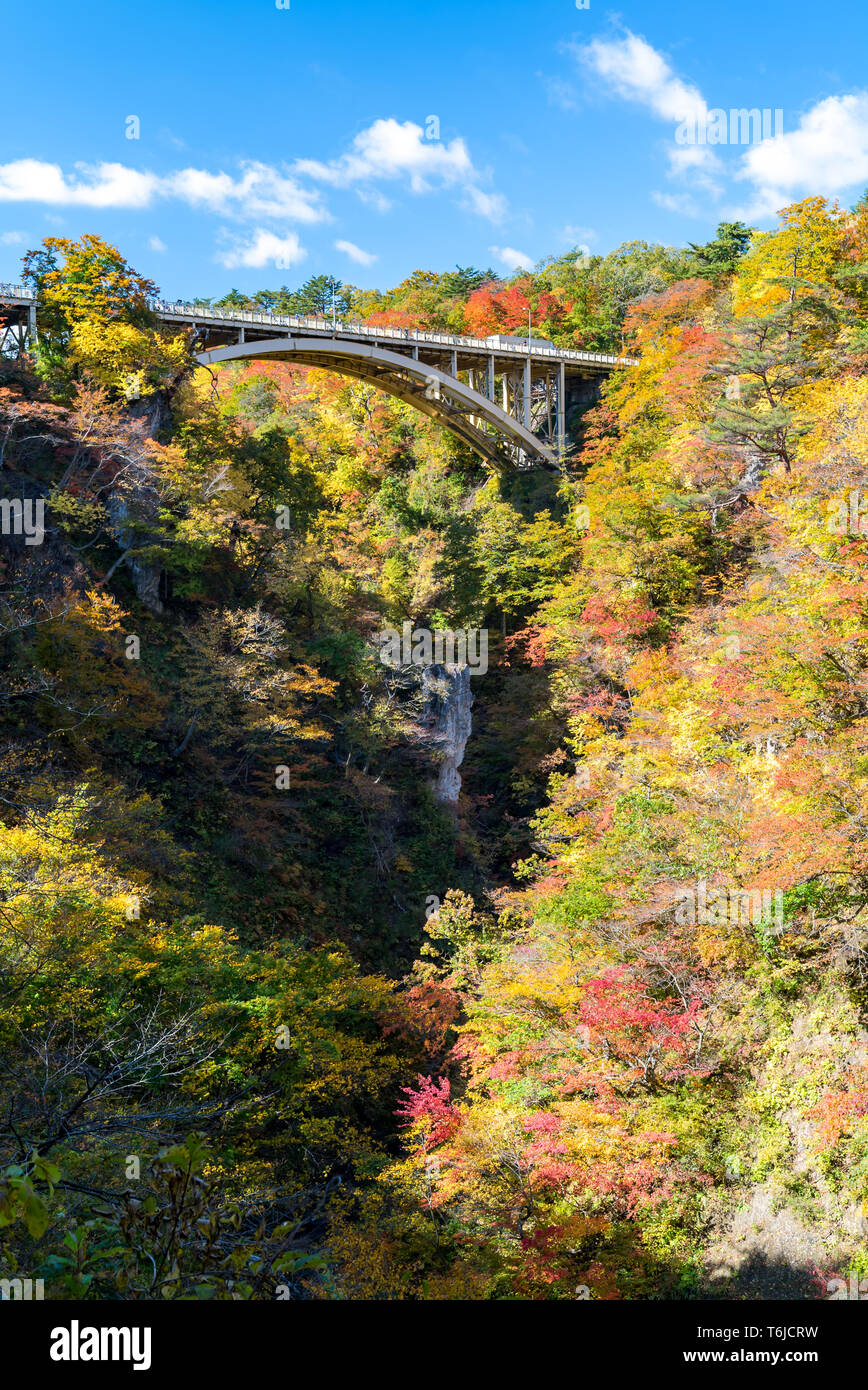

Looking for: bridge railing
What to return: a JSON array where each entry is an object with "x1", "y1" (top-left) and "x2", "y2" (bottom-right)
[
  {"x1": 0, "y1": 282, "x2": 31, "y2": 301},
  {"x1": 150, "y1": 298, "x2": 630, "y2": 367},
  {"x1": 0, "y1": 284, "x2": 633, "y2": 367}
]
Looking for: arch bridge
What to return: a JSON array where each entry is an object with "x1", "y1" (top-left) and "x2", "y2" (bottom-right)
[{"x1": 1, "y1": 285, "x2": 635, "y2": 470}]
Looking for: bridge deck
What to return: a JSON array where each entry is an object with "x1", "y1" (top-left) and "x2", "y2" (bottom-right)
[
  {"x1": 1, "y1": 282, "x2": 635, "y2": 370},
  {"x1": 153, "y1": 299, "x2": 633, "y2": 370}
]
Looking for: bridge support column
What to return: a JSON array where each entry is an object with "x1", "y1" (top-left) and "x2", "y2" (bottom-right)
[
  {"x1": 450, "y1": 350, "x2": 458, "y2": 378},
  {"x1": 523, "y1": 358, "x2": 531, "y2": 428},
  {"x1": 557, "y1": 362, "x2": 566, "y2": 464},
  {"x1": 486, "y1": 354, "x2": 495, "y2": 401}
]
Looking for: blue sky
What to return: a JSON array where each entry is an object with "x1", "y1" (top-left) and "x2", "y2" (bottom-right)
[{"x1": 2, "y1": 0, "x2": 868, "y2": 299}]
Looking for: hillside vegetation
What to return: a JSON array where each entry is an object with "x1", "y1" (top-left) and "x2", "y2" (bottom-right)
[{"x1": 2, "y1": 198, "x2": 868, "y2": 1299}]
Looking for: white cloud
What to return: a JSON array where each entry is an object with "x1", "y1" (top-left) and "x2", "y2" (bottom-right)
[
  {"x1": 295, "y1": 118, "x2": 473, "y2": 190},
  {"x1": 216, "y1": 229, "x2": 307, "y2": 270},
  {"x1": 334, "y1": 238, "x2": 377, "y2": 266},
  {"x1": 164, "y1": 163, "x2": 327, "y2": 223},
  {"x1": 0, "y1": 121, "x2": 506, "y2": 230},
  {"x1": 148, "y1": 235, "x2": 167, "y2": 252},
  {"x1": 0, "y1": 158, "x2": 327, "y2": 224},
  {"x1": 0, "y1": 159, "x2": 157, "y2": 208},
  {"x1": 575, "y1": 28, "x2": 868, "y2": 225},
  {"x1": 0, "y1": 230, "x2": 26, "y2": 245},
  {"x1": 490, "y1": 245, "x2": 535, "y2": 272},
  {"x1": 652, "y1": 190, "x2": 703, "y2": 217},
  {"x1": 560, "y1": 223, "x2": 597, "y2": 246},
  {"x1": 665, "y1": 142, "x2": 724, "y2": 197},
  {"x1": 573, "y1": 31, "x2": 724, "y2": 209},
  {"x1": 463, "y1": 186, "x2": 508, "y2": 223},
  {"x1": 357, "y1": 188, "x2": 392, "y2": 214},
  {"x1": 295, "y1": 117, "x2": 507, "y2": 220},
  {"x1": 667, "y1": 144, "x2": 720, "y2": 175},
  {"x1": 578, "y1": 30, "x2": 707, "y2": 125},
  {"x1": 735, "y1": 92, "x2": 868, "y2": 217}
]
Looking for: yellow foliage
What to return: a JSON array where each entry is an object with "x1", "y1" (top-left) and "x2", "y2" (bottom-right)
[
  {"x1": 69, "y1": 319, "x2": 189, "y2": 397},
  {"x1": 734, "y1": 197, "x2": 844, "y2": 315}
]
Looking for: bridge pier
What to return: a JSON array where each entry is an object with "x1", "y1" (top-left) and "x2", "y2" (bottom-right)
[
  {"x1": 558, "y1": 362, "x2": 566, "y2": 463},
  {"x1": 0, "y1": 287, "x2": 36, "y2": 357}
]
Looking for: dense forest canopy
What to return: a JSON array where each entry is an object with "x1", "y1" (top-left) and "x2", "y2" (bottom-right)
[
  {"x1": 186, "y1": 224, "x2": 751, "y2": 351},
  {"x1": 4, "y1": 194, "x2": 868, "y2": 1301}
]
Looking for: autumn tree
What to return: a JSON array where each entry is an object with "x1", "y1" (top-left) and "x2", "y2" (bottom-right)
[{"x1": 22, "y1": 234, "x2": 188, "y2": 398}]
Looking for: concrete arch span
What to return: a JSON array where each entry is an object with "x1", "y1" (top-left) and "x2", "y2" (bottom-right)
[{"x1": 195, "y1": 337, "x2": 560, "y2": 471}]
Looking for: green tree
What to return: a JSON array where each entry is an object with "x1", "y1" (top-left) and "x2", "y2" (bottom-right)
[{"x1": 687, "y1": 221, "x2": 754, "y2": 280}]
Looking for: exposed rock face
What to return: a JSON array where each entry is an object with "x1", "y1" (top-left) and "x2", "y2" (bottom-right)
[
  {"x1": 125, "y1": 389, "x2": 173, "y2": 440},
  {"x1": 422, "y1": 663, "x2": 473, "y2": 805},
  {"x1": 105, "y1": 491, "x2": 164, "y2": 614},
  {"x1": 103, "y1": 391, "x2": 173, "y2": 612}
]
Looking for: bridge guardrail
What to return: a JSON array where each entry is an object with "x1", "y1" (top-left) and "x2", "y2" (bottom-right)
[
  {"x1": 1, "y1": 284, "x2": 634, "y2": 367},
  {"x1": 150, "y1": 299, "x2": 631, "y2": 367}
]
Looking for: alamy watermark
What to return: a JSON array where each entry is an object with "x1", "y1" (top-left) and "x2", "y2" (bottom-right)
[
  {"x1": 1, "y1": 1276, "x2": 44, "y2": 1300},
  {"x1": 674, "y1": 879, "x2": 784, "y2": 932},
  {"x1": 50, "y1": 1323, "x2": 151, "y2": 1370},
  {"x1": 377, "y1": 623, "x2": 489, "y2": 675},
  {"x1": 676, "y1": 108, "x2": 783, "y2": 146},
  {"x1": 0, "y1": 498, "x2": 45, "y2": 546},
  {"x1": 826, "y1": 490, "x2": 868, "y2": 536},
  {"x1": 828, "y1": 1274, "x2": 868, "y2": 1300}
]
